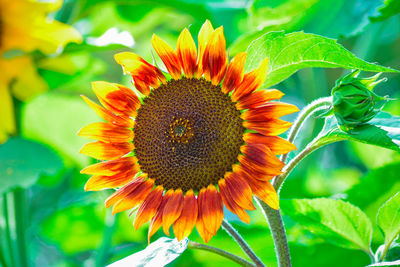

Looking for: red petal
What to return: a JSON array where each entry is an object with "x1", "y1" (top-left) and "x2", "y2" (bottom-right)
[
  {"x1": 151, "y1": 34, "x2": 182, "y2": 79},
  {"x1": 80, "y1": 141, "x2": 134, "y2": 160},
  {"x1": 105, "y1": 176, "x2": 146, "y2": 208},
  {"x1": 242, "y1": 102, "x2": 299, "y2": 119},
  {"x1": 243, "y1": 133, "x2": 296, "y2": 155},
  {"x1": 177, "y1": 28, "x2": 197, "y2": 77},
  {"x1": 78, "y1": 122, "x2": 133, "y2": 143},
  {"x1": 243, "y1": 119, "x2": 292, "y2": 136},
  {"x1": 112, "y1": 178, "x2": 154, "y2": 214},
  {"x1": 224, "y1": 172, "x2": 255, "y2": 210},
  {"x1": 162, "y1": 189, "x2": 184, "y2": 236},
  {"x1": 84, "y1": 169, "x2": 137, "y2": 191},
  {"x1": 134, "y1": 186, "x2": 164, "y2": 230},
  {"x1": 236, "y1": 89, "x2": 284, "y2": 110},
  {"x1": 222, "y1": 52, "x2": 246, "y2": 93},
  {"x1": 199, "y1": 184, "x2": 224, "y2": 236},
  {"x1": 231, "y1": 57, "x2": 269, "y2": 102},
  {"x1": 173, "y1": 190, "x2": 198, "y2": 241},
  {"x1": 81, "y1": 96, "x2": 133, "y2": 128},
  {"x1": 219, "y1": 179, "x2": 250, "y2": 224},
  {"x1": 80, "y1": 156, "x2": 138, "y2": 176},
  {"x1": 196, "y1": 20, "x2": 214, "y2": 78},
  {"x1": 202, "y1": 27, "x2": 227, "y2": 85}
]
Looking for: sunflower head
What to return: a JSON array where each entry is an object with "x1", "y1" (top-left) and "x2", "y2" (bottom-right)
[{"x1": 79, "y1": 20, "x2": 298, "y2": 243}]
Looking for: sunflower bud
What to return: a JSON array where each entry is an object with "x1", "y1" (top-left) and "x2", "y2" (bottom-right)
[{"x1": 331, "y1": 70, "x2": 387, "y2": 130}]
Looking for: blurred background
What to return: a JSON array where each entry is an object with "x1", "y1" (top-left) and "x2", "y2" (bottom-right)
[{"x1": 0, "y1": 0, "x2": 399, "y2": 266}]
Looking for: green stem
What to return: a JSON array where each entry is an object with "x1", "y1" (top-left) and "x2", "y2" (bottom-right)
[
  {"x1": 221, "y1": 220, "x2": 266, "y2": 267},
  {"x1": 256, "y1": 198, "x2": 291, "y2": 267},
  {"x1": 280, "y1": 97, "x2": 332, "y2": 165},
  {"x1": 13, "y1": 189, "x2": 28, "y2": 267},
  {"x1": 188, "y1": 241, "x2": 256, "y2": 267},
  {"x1": 274, "y1": 136, "x2": 340, "y2": 191},
  {"x1": 3, "y1": 193, "x2": 16, "y2": 267}
]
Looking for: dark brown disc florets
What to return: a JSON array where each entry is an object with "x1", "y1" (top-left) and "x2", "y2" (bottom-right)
[{"x1": 134, "y1": 77, "x2": 244, "y2": 192}]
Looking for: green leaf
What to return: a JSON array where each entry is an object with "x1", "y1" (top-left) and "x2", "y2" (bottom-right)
[
  {"x1": 377, "y1": 192, "x2": 400, "y2": 248},
  {"x1": 108, "y1": 237, "x2": 188, "y2": 267},
  {"x1": 371, "y1": 0, "x2": 400, "y2": 22},
  {"x1": 21, "y1": 92, "x2": 99, "y2": 167},
  {"x1": 0, "y1": 138, "x2": 63, "y2": 194},
  {"x1": 319, "y1": 111, "x2": 400, "y2": 152},
  {"x1": 245, "y1": 31, "x2": 398, "y2": 88},
  {"x1": 281, "y1": 198, "x2": 373, "y2": 252}
]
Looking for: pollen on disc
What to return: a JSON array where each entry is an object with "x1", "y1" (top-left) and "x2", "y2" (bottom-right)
[{"x1": 134, "y1": 77, "x2": 244, "y2": 192}]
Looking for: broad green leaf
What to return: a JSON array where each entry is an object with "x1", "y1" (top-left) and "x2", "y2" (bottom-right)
[
  {"x1": 231, "y1": 0, "x2": 384, "y2": 54},
  {"x1": 0, "y1": 138, "x2": 63, "y2": 194},
  {"x1": 108, "y1": 237, "x2": 188, "y2": 267},
  {"x1": 318, "y1": 111, "x2": 400, "y2": 152},
  {"x1": 371, "y1": 0, "x2": 400, "y2": 22},
  {"x1": 245, "y1": 32, "x2": 398, "y2": 88},
  {"x1": 21, "y1": 92, "x2": 99, "y2": 167},
  {"x1": 281, "y1": 198, "x2": 373, "y2": 252},
  {"x1": 377, "y1": 193, "x2": 400, "y2": 248}
]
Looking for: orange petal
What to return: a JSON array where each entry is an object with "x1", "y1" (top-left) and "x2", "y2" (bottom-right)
[
  {"x1": 151, "y1": 34, "x2": 182, "y2": 79},
  {"x1": 115, "y1": 52, "x2": 166, "y2": 83},
  {"x1": 243, "y1": 133, "x2": 296, "y2": 155},
  {"x1": 81, "y1": 96, "x2": 133, "y2": 128},
  {"x1": 234, "y1": 165, "x2": 279, "y2": 210},
  {"x1": 112, "y1": 178, "x2": 154, "y2": 214},
  {"x1": 173, "y1": 190, "x2": 198, "y2": 241},
  {"x1": 148, "y1": 191, "x2": 170, "y2": 243},
  {"x1": 80, "y1": 156, "x2": 138, "y2": 176},
  {"x1": 242, "y1": 102, "x2": 299, "y2": 119},
  {"x1": 177, "y1": 28, "x2": 197, "y2": 77},
  {"x1": 202, "y1": 27, "x2": 227, "y2": 85},
  {"x1": 231, "y1": 57, "x2": 269, "y2": 102},
  {"x1": 105, "y1": 176, "x2": 145, "y2": 208},
  {"x1": 241, "y1": 144, "x2": 285, "y2": 172},
  {"x1": 196, "y1": 188, "x2": 214, "y2": 243},
  {"x1": 80, "y1": 141, "x2": 134, "y2": 160},
  {"x1": 238, "y1": 153, "x2": 282, "y2": 178},
  {"x1": 197, "y1": 20, "x2": 214, "y2": 78},
  {"x1": 91, "y1": 81, "x2": 140, "y2": 117},
  {"x1": 236, "y1": 89, "x2": 285, "y2": 110},
  {"x1": 84, "y1": 169, "x2": 137, "y2": 191},
  {"x1": 199, "y1": 184, "x2": 224, "y2": 236},
  {"x1": 78, "y1": 122, "x2": 133, "y2": 143},
  {"x1": 222, "y1": 52, "x2": 246, "y2": 94},
  {"x1": 224, "y1": 172, "x2": 255, "y2": 210},
  {"x1": 219, "y1": 179, "x2": 250, "y2": 224},
  {"x1": 243, "y1": 119, "x2": 292, "y2": 136},
  {"x1": 134, "y1": 186, "x2": 164, "y2": 230},
  {"x1": 162, "y1": 189, "x2": 184, "y2": 236}
]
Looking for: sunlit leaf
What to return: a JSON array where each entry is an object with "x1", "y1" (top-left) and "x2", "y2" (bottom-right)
[
  {"x1": 230, "y1": 0, "x2": 385, "y2": 54},
  {"x1": 368, "y1": 259, "x2": 400, "y2": 266},
  {"x1": 108, "y1": 237, "x2": 188, "y2": 267},
  {"x1": 318, "y1": 111, "x2": 400, "y2": 152},
  {"x1": 21, "y1": 92, "x2": 99, "y2": 167},
  {"x1": 0, "y1": 138, "x2": 63, "y2": 194},
  {"x1": 245, "y1": 31, "x2": 398, "y2": 88},
  {"x1": 281, "y1": 198, "x2": 373, "y2": 252},
  {"x1": 377, "y1": 193, "x2": 400, "y2": 249}
]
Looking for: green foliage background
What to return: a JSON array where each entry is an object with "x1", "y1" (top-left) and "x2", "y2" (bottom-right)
[{"x1": 1, "y1": 0, "x2": 400, "y2": 266}]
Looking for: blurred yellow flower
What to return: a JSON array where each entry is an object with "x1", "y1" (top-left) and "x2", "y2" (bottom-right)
[{"x1": 0, "y1": 0, "x2": 82, "y2": 142}]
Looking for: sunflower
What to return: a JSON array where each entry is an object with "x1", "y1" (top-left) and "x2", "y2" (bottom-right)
[
  {"x1": 79, "y1": 20, "x2": 298, "y2": 243},
  {"x1": 0, "y1": 0, "x2": 82, "y2": 142}
]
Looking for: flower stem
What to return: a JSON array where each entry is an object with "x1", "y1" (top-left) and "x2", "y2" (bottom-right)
[
  {"x1": 188, "y1": 241, "x2": 256, "y2": 267},
  {"x1": 256, "y1": 198, "x2": 291, "y2": 267},
  {"x1": 280, "y1": 96, "x2": 332, "y2": 165},
  {"x1": 258, "y1": 97, "x2": 336, "y2": 267},
  {"x1": 221, "y1": 220, "x2": 266, "y2": 267}
]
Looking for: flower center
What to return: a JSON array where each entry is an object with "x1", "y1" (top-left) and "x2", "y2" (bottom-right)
[{"x1": 134, "y1": 77, "x2": 244, "y2": 192}]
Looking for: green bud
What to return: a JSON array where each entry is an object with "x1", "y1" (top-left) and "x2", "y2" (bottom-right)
[{"x1": 331, "y1": 70, "x2": 387, "y2": 130}]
